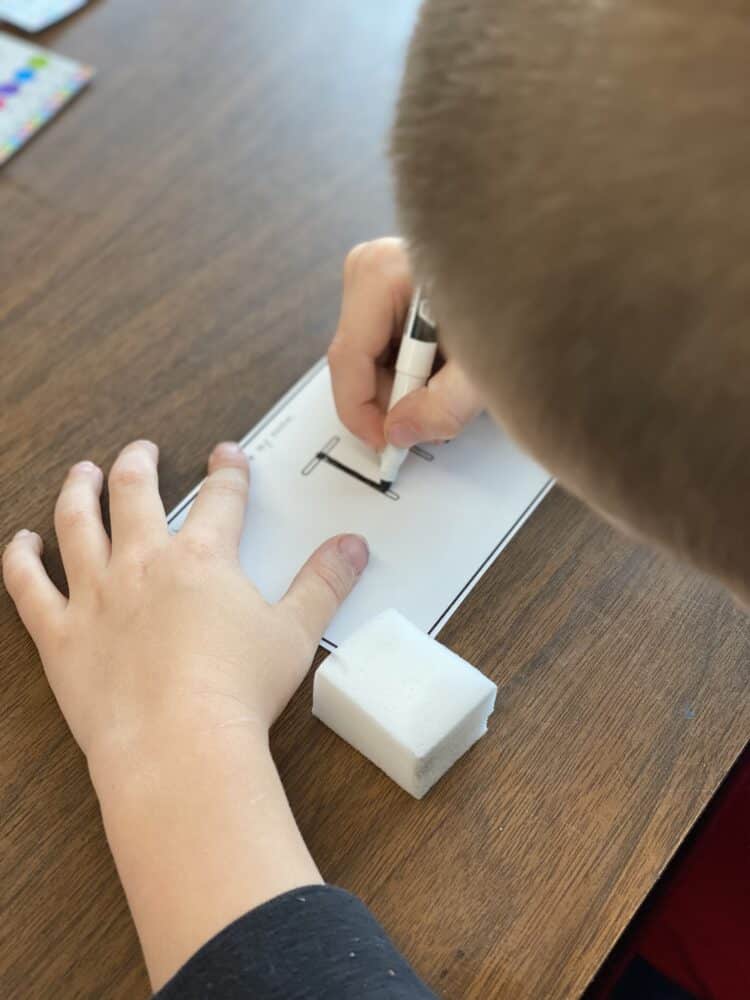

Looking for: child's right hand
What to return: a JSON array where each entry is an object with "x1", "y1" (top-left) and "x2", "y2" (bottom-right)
[{"x1": 327, "y1": 237, "x2": 484, "y2": 452}]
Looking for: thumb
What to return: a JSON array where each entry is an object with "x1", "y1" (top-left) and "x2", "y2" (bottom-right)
[
  {"x1": 384, "y1": 360, "x2": 483, "y2": 449},
  {"x1": 281, "y1": 534, "x2": 369, "y2": 642}
]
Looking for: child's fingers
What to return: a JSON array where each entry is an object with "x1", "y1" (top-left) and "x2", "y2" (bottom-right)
[
  {"x1": 3, "y1": 530, "x2": 66, "y2": 638},
  {"x1": 280, "y1": 534, "x2": 369, "y2": 644},
  {"x1": 54, "y1": 462, "x2": 110, "y2": 589},
  {"x1": 328, "y1": 238, "x2": 413, "y2": 451},
  {"x1": 108, "y1": 441, "x2": 167, "y2": 553},
  {"x1": 383, "y1": 360, "x2": 484, "y2": 449},
  {"x1": 328, "y1": 341, "x2": 389, "y2": 452},
  {"x1": 180, "y1": 444, "x2": 250, "y2": 558}
]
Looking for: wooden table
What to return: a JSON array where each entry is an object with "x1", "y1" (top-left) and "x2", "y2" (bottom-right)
[{"x1": 1, "y1": 3, "x2": 748, "y2": 997}]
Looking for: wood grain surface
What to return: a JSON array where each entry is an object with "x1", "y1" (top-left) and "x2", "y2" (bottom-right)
[{"x1": 1, "y1": 3, "x2": 748, "y2": 998}]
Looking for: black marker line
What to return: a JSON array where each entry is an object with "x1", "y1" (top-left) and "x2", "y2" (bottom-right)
[
  {"x1": 302, "y1": 436, "x2": 340, "y2": 476},
  {"x1": 170, "y1": 365, "x2": 550, "y2": 648},
  {"x1": 317, "y1": 452, "x2": 398, "y2": 499},
  {"x1": 320, "y1": 435, "x2": 340, "y2": 456}
]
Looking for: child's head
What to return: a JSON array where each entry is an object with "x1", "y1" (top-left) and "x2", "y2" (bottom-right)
[{"x1": 391, "y1": 0, "x2": 750, "y2": 602}]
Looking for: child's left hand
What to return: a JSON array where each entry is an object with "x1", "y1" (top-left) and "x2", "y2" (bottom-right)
[
  {"x1": 2, "y1": 438, "x2": 369, "y2": 988},
  {"x1": 3, "y1": 439, "x2": 368, "y2": 771}
]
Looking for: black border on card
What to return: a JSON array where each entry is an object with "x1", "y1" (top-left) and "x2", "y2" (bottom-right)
[
  {"x1": 425, "y1": 479, "x2": 552, "y2": 635},
  {"x1": 166, "y1": 359, "x2": 554, "y2": 650}
]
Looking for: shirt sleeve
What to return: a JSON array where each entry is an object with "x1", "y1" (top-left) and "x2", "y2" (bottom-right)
[{"x1": 154, "y1": 884, "x2": 439, "y2": 1000}]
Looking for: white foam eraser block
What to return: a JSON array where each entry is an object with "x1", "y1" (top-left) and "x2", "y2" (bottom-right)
[{"x1": 312, "y1": 609, "x2": 497, "y2": 799}]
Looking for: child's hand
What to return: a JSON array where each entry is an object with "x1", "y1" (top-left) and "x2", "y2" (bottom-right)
[
  {"x1": 3, "y1": 439, "x2": 368, "y2": 771},
  {"x1": 328, "y1": 236, "x2": 484, "y2": 451},
  {"x1": 2, "y1": 439, "x2": 369, "y2": 988}
]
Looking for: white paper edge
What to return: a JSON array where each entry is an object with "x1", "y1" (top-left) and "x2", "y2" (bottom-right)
[{"x1": 166, "y1": 357, "x2": 555, "y2": 653}]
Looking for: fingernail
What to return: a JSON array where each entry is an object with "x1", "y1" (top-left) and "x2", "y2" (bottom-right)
[
  {"x1": 134, "y1": 440, "x2": 158, "y2": 459},
  {"x1": 387, "y1": 422, "x2": 421, "y2": 449},
  {"x1": 72, "y1": 460, "x2": 97, "y2": 474},
  {"x1": 213, "y1": 441, "x2": 243, "y2": 458},
  {"x1": 338, "y1": 534, "x2": 369, "y2": 575},
  {"x1": 12, "y1": 529, "x2": 41, "y2": 548}
]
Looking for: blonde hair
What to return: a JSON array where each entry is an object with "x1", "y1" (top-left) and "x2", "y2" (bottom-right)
[{"x1": 391, "y1": 0, "x2": 750, "y2": 597}]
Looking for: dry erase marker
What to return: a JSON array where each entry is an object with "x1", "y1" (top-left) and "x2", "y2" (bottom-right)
[{"x1": 379, "y1": 289, "x2": 439, "y2": 489}]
